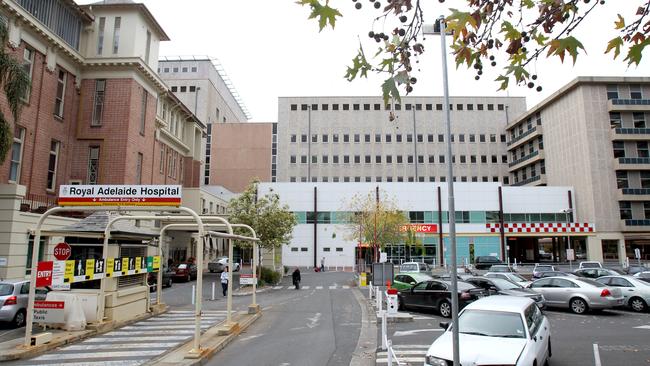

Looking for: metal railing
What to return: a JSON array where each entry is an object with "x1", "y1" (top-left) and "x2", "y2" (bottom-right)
[
  {"x1": 618, "y1": 157, "x2": 650, "y2": 164},
  {"x1": 507, "y1": 126, "x2": 537, "y2": 146},
  {"x1": 508, "y1": 150, "x2": 539, "y2": 167},
  {"x1": 614, "y1": 127, "x2": 650, "y2": 135},
  {"x1": 512, "y1": 175, "x2": 542, "y2": 186},
  {"x1": 621, "y1": 188, "x2": 650, "y2": 195},
  {"x1": 611, "y1": 98, "x2": 650, "y2": 106},
  {"x1": 20, "y1": 193, "x2": 57, "y2": 213}
]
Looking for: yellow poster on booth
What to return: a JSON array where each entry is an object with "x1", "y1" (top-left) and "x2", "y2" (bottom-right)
[
  {"x1": 64, "y1": 260, "x2": 75, "y2": 283},
  {"x1": 85, "y1": 259, "x2": 95, "y2": 280},
  {"x1": 152, "y1": 256, "x2": 160, "y2": 270},
  {"x1": 135, "y1": 256, "x2": 142, "y2": 273},
  {"x1": 121, "y1": 257, "x2": 129, "y2": 275},
  {"x1": 106, "y1": 258, "x2": 114, "y2": 277}
]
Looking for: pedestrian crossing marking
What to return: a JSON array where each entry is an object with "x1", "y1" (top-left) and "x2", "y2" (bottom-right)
[
  {"x1": 302, "y1": 286, "x2": 310, "y2": 289},
  {"x1": 329, "y1": 285, "x2": 337, "y2": 289},
  {"x1": 273, "y1": 286, "x2": 283, "y2": 289},
  {"x1": 270, "y1": 285, "x2": 354, "y2": 290},
  {"x1": 342, "y1": 285, "x2": 350, "y2": 289},
  {"x1": 376, "y1": 344, "x2": 428, "y2": 365},
  {"x1": 316, "y1": 286, "x2": 323, "y2": 289},
  {"x1": 33, "y1": 350, "x2": 165, "y2": 360}
]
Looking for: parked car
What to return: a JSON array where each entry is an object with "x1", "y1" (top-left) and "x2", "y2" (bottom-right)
[
  {"x1": 208, "y1": 257, "x2": 241, "y2": 273},
  {"x1": 574, "y1": 268, "x2": 622, "y2": 279},
  {"x1": 596, "y1": 275, "x2": 650, "y2": 312},
  {"x1": 634, "y1": 271, "x2": 650, "y2": 284},
  {"x1": 424, "y1": 296, "x2": 551, "y2": 366},
  {"x1": 0, "y1": 280, "x2": 49, "y2": 328},
  {"x1": 393, "y1": 273, "x2": 434, "y2": 291},
  {"x1": 578, "y1": 261, "x2": 603, "y2": 269},
  {"x1": 488, "y1": 264, "x2": 515, "y2": 273},
  {"x1": 485, "y1": 272, "x2": 532, "y2": 288},
  {"x1": 625, "y1": 265, "x2": 648, "y2": 276},
  {"x1": 539, "y1": 250, "x2": 553, "y2": 260},
  {"x1": 537, "y1": 271, "x2": 577, "y2": 279},
  {"x1": 399, "y1": 262, "x2": 430, "y2": 273},
  {"x1": 474, "y1": 256, "x2": 503, "y2": 270},
  {"x1": 397, "y1": 279, "x2": 486, "y2": 317},
  {"x1": 147, "y1": 269, "x2": 174, "y2": 291},
  {"x1": 173, "y1": 263, "x2": 198, "y2": 282},
  {"x1": 464, "y1": 277, "x2": 546, "y2": 309},
  {"x1": 528, "y1": 277, "x2": 624, "y2": 314},
  {"x1": 533, "y1": 264, "x2": 557, "y2": 279}
]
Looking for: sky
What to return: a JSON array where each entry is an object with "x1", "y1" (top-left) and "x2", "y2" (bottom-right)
[{"x1": 78, "y1": 1, "x2": 649, "y2": 122}]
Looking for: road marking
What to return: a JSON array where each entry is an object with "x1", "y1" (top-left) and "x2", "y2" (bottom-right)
[
  {"x1": 376, "y1": 345, "x2": 428, "y2": 365},
  {"x1": 342, "y1": 285, "x2": 350, "y2": 289},
  {"x1": 316, "y1": 286, "x2": 323, "y2": 289},
  {"x1": 273, "y1": 286, "x2": 283, "y2": 290},
  {"x1": 593, "y1": 343, "x2": 602, "y2": 366},
  {"x1": 302, "y1": 286, "x2": 310, "y2": 289},
  {"x1": 33, "y1": 350, "x2": 165, "y2": 360},
  {"x1": 64, "y1": 342, "x2": 180, "y2": 351},
  {"x1": 239, "y1": 334, "x2": 264, "y2": 342},
  {"x1": 392, "y1": 345, "x2": 431, "y2": 349},
  {"x1": 329, "y1": 285, "x2": 337, "y2": 289},
  {"x1": 634, "y1": 325, "x2": 650, "y2": 329},
  {"x1": 307, "y1": 313, "x2": 322, "y2": 329},
  {"x1": 393, "y1": 329, "x2": 444, "y2": 336}
]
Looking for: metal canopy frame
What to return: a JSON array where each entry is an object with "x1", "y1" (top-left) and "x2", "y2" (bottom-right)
[{"x1": 23, "y1": 205, "x2": 258, "y2": 358}]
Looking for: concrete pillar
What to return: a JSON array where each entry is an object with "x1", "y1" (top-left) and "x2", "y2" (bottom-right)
[
  {"x1": 586, "y1": 236, "x2": 604, "y2": 263},
  {"x1": 617, "y1": 238, "x2": 627, "y2": 267}
]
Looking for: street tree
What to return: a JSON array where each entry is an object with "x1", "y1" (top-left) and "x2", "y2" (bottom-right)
[
  {"x1": 0, "y1": 23, "x2": 30, "y2": 161},
  {"x1": 344, "y1": 190, "x2": 409, "y2": 261},
  {"x1": 298, "y1": 0, "x2": 650, "y2": 104},
  {"x1": 228, "y1": 180, "x2": 297, "y2": 266}
]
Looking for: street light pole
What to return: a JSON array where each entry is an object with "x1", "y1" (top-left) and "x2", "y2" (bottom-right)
[{"x1": 426, "y1": 16, "x2": 460, "y2": 366}]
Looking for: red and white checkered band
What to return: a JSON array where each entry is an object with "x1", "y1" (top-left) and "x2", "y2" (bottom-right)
[{"x1": 485, "y1": 222, "x2": 595, "y2": 233}]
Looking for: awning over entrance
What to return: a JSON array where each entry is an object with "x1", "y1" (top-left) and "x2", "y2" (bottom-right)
[
  {"x1": 41, "y1": 211, "x2": 159, "y2": 241},
  {"x1": 487, "y1": 222, "x2": 595, "y2": 234}
]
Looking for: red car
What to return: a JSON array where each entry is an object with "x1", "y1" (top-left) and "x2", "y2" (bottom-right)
[{"x1": 172, "y1": 263, "x2": 197, "y2": 282}]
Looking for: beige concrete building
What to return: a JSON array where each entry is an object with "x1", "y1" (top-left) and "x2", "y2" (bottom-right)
[
  {"x1": 210, "y1": 123, "x2": 274, "y2": 192},
  {"x1": 277, "y1": 96, "x2": 526, "y2": 184},
  {"x1": 506, "y1": 76, "x2": 650, "y2": 264}
]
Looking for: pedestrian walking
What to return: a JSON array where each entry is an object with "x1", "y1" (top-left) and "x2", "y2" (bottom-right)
[
  {"x1": 292, "y1": 267, "x2": 301, "y2": 290},
  {"x1": 221, "y1": 266, "x2": 229, "y2": 296},
  {"x1": 320, "y1": 257, "x2": 325, "y2": 272}
]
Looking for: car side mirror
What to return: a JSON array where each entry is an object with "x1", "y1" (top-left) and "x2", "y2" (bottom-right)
[
  {"x1": 439, "y1": 322, "x2": 449, "y2": 330},
  {"x1": 410, "y1": 282, "x2": 416, "y2": 285},
  {"x1": 489, "y1": 286, "x2": 498, "y2": 291}
]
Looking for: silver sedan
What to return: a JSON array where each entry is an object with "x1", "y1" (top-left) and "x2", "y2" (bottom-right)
[
  {"x1": 528, "y1": 277, "x2": 624, "y2": 314},
  {"x1": 596, "y1": 275, "x2": 650, "y2": 312}
]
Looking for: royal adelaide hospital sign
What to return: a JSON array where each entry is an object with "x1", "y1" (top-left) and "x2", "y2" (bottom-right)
[{"x1": 58, "y1": 185, "x2": 182, "y2": 206}]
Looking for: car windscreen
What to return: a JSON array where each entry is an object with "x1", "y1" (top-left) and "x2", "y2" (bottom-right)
[
  {"x1": 536, "y1": 265, "x2": 553, "y2": 271},
  {"x1": 455, "y1": 281, "x2": 477, "y2": 291},
  {"x1": 575, "y1": 278, "x2": 605, "y2": 287},
  {"x1": 581, "y1": 263, "x2": 600, "y2": 268},
  {"x1": 177, "y1": 264, "x2": 188, "y2": 269},
  {"x1": 458, "y1": 309, "x2": 526, "y2": 338},
  {"x1": 491, "y1": 278, "x2": 521, "y2": 290},
  {"x1": 0, "y1": 283, "x2": 14, "y2": 296},
  {"x1": 400, "y1": 264, "x2": 417, "y2": 272}
]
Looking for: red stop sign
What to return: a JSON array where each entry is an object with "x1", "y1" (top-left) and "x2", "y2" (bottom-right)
[{"x1": 53, "y1": 242, "x2": 71, "y2": 261}]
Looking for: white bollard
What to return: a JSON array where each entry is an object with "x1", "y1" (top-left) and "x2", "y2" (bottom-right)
[
  {"x1": 377, "y1": 288, "x2": 383, "y2": 313},
  {"x1": 387, "y1": 339, "x2": 392, "y2": 365},
  {"x1": 191, "y1": 285, "x2": 196, "y2": 305},
  {"x1": 381, "y1": 310, "x2": 387, "y2": 351},
  {"x1": 211, "y1": 282, "x2": 215, "y2": 301},
  {"x1": 369, "y1": 282, "x2": 373, "y2": 299}
]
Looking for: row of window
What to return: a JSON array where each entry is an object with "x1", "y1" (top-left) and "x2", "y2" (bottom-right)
[
  {"x1": 510, "y1": 137, "x2": 543, "y2": 161},
  {"x1": 96, "y1": 16, "x2": 122, "y2": 56},
  {"x1": 10, "y1": 127, "x2": 61, "y2": 191},
  {"x1": 290, "y1": 154, "x2": 508, "y2": 165},
  {"x1": 290, "y1": 102, "x2": 506, "y2": 112},
  {"x1": 509, "y1": 112, "x2": 542, "y2": 140},
  {"x1": 289, "y1": 176, "x2": 509, "y2": 184},
  {"x1": 607, "y1": 84, "x2": 644, "y2": 100},
  {"x1": 294, "y1": 210, "x2": 570, "y2": 224},
  {"x1": 159, "y1": 65, "x2": 199, "y2": 74},
  {"x1": 290, "y1": 247, "x2": 344, "y2": 252},
  {"x1": 616, "y1": 171, "x2": 650, "y2": 189},
  {"x1": 159, "y1": 145, "x2": 183, "y2": 182},
  {"x1": 170, "y1": 85, "x2": 198, "y2": 93},
  {"x1": 22, "y1": 48, "x2": 69, "y2": 120},
  {"x1": 613, "y1": 141, "x2": 650, "y2": 159},
  {"x1": 290, "y1": 133, "x2": 506, "y2": 144},
  {"x1": 512, "y1": 162, "x2": 545, "y2": 184},
  {"x1": 619, "y1": 201, "x2": 650, "y2": 220},
  {"x1": 610, "y1": 112, "x2": 647, "y2": 128}
]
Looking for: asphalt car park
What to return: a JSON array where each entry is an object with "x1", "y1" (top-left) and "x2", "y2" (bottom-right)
[{"x1": 379, "y1": 305, "x2": 650, "y2": 366}]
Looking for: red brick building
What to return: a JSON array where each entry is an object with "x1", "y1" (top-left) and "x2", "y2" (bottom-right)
[{"x1": 0, "y1": 0, "x2": 205, "y2": 203}]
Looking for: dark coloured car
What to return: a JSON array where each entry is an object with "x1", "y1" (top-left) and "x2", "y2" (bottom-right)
[
  {"x1": 573, "y1": 268, "x2": 621, "y2": 279},
  {"x1": 393, "y1": 273, "x2": 434, "y2": 291},
  {"x1": 475, "y1": 256, "x2": 503, "y2": 270},
  {"x1": 397, "y1": 279, "x2": 486, "y2": 318},
  {"x1": 464, "y1": 277, "x2": 546, "y2": 309},
  {"x1": 147, "y1": 269, "x2": 174, "y2": 291},
  {"x1": 173, "y1": 263, "x2": 198, "y2": 282},
  {"x1": 625, "y1": 265, "x2": 648, "y2": 276}
]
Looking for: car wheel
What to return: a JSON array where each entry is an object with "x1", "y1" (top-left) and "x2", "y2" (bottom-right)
[
  {"x1": 548, "y1": 336, "x2": 552, "y2": 359},
  {"x1": 398, "y1": 297, "x2": 405, "y2": 311},
  {"x1": 13, "y1": 309, "x2": 26, "y2": 328},
  {"x1": 186, "y1": 274, "x2": 191, "y2": 282},
  {"x1": 166, "y1": 278, "x2": 173, "y2": 288},
  {"x1": 570, "y1": 298, "x2": 588, "y2": 314},
  {"x1": 630, "y1": 297, "x2": 647, "y2": 312},
  {"x1": 439, "y1": 300, "x2": 452, "y2": 318}
]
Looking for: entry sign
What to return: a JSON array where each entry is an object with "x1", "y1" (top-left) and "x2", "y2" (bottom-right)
[
  {"x1": 566, "y1": 249, "x2": 575, "y2": 261},
  {"x1": 33, "y1": 301, "x2": 65, "y2": 324},
  {"x1": 53, "y1": 242, "x2": 71, "y2": 261},
  {"x1": 240, "y1": 274, "x2": 257, "y2": 285},
  {"x1": 36, "y1": 261, "x2": 53, "y2": 287},
  {"x1": 57, "y1": 185, "x2": 182, "y2": 207}
]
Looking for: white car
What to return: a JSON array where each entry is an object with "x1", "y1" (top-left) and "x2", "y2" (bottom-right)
[
  {"x1": 578, "y1": 261, "x2": 602, "y2": 269},
  {"x1": 596, "y1": 275, "x2": 650, "y2": 312},
  {"x1": 424, "y1": 296, "x2": 551, "y2": 366},
  {"x1": 207, "y1": 256, "x2": 240, "y2": 273}
]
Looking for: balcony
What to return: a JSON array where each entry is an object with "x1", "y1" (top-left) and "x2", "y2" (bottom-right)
[
  {"x1": 613, "y1": 157, "x2": 650, "y2": 170},
  {"x1": 608, "y1": 99, "x2": 650, "y2": 112},
  {"x1": 622, "y1": 219, "x2": 650, "y2": 231},
  {"x1": 507, "y1": 126, "x2": 543, "y2": 150},
  {"x1": 508, "y1": 150, "x2": 544, "y2": 172},
  {"x1": 610, "y1": 127, "x2": 650, "y2": 141},
  {"x1": 512, "y1": 174, "x2": 547, "y2": 186},
  {"x1": 617, "y1": 188, "x2": 650, "y2": 201}
]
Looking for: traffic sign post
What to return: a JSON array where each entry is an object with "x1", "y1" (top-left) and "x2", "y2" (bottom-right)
[{"x1": 53, "y1": 243, "x2": 71, "y2": 261}]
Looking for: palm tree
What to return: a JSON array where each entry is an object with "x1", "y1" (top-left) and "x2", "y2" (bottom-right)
[{"x1": 0, "y1": 23, "x2": 30, "y2": 162}]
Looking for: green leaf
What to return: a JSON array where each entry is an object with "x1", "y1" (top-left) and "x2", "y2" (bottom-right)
[
  {"x1": 381, "y1": 77, "x2": 401, "y2": 105},
  {"x1": 547, "y1": 36, "x2": 585, "y2": 64},
  {"x1": 605, "y1": 37, "x2": 624, "y2": 59},
  {"x1": 625, "y1": 38, "x2": 650, "y2": 66},
  {"x1": 495, "y1": 75, "x2": 509, "y2": 90},
  {"x1": 297, "y1": 0, "x2": 342, "y2": 31},
  {"x1": 446, "y1": 8, "x2": 479, "y2": 40},
  {"x1": 344, "y1": 48, "x2": 372, "y2": 81},
  {"x1": 499, "y1": 21, "x2": 521, "y2": 41}
]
